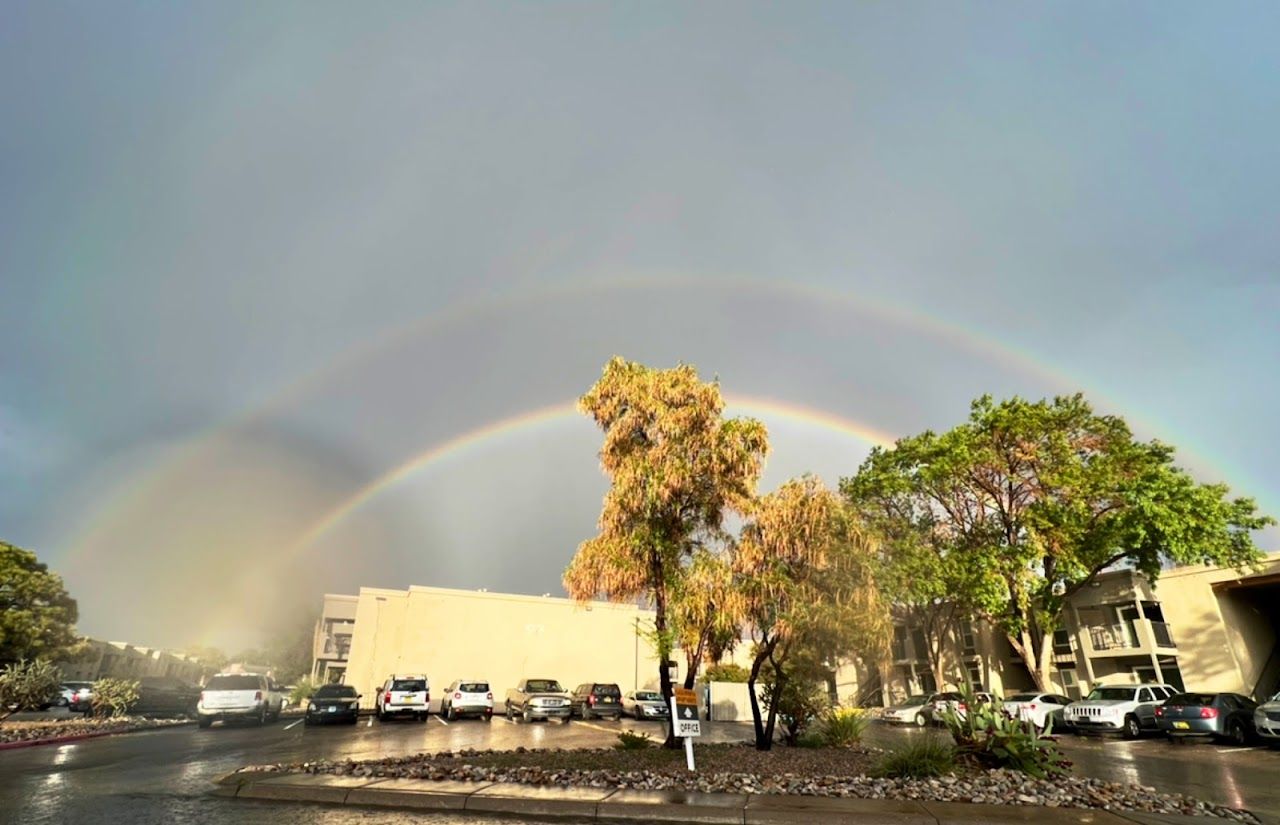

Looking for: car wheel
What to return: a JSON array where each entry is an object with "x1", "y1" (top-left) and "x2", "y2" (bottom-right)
[
  {"x1": 484, "y1": 712, "x2": 492, "y2": 722},
  {"x1": 304, "y1": 716, "x2": 312, "y2": 726},
  {"x1": 447, "y1": 706, "x2": 457, "y2": 722},
  {"x1": 1123, "y1": 715, "x2": 1141, "y2": 739},
  {"x1": 505, "y1": 703, "x2": 513, "y2": 720},
  {"x1": 1227, "y1": 720, "x2": 1246, "y2": 746},
  {"x1": 914, "y1": 712, "x2": 927, "y2": 727},
  {"x1": 636, "y1": 708, "x2": 644, "y2": 721},
  {"x1": 523, "y1": 708, "x2": 532, "y2": 723},
  {"x1": 581, "y1": 703, "x2": 592, "y2": 720},
  {"x1": 257, "y1": 708, "x2": 267, "y2": 726},
  {"x1": 198, "y1": 716, "x2": 212, "y2": 729}
]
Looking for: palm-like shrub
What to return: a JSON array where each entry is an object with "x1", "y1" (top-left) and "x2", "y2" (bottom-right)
[
  {"x1": 821, "y1": 706, "x2": 871, "y2": 747},
  {"x1": 937, "y1": 693, "x2": 1070, "y2": 779},
  {"x1": 872, "y1": 736, "x2": 956, "y2": 778},
  {"x1": 0, "y1": 659, "x2": 62, "y2": 719},
  {"x1": 90, "y1": 678, "x2": 140, "y2": 718}
]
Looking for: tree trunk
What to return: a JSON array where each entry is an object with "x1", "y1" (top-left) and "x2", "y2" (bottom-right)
[
  {"x1": 651, "y1": 553, "x2": 679, "y2": 749},
  {"x1": 1036, "y1": 629, "x2": 1055, "y2": 695},
  {"x1": 1010, "y1": 627, "x2": 1048, "y2": 691},
  {"x1": 746, "y1": 639, "x2": 774, "y2": 750},
  {"x1": 682, "y1": 632, "x2": 707, "y2": 691},
  {"x1": 763, "y1": 660, "x2": 784, "y2": 750}
]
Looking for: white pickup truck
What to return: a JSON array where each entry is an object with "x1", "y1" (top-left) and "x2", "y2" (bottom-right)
[{"x1": 197, "y1": 673, "x2": 285, "y2": 728}]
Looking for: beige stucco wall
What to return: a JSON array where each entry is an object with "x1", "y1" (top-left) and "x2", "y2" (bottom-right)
[
  {"x1": 342, "y1": 586, "x2": 661, "y2": 707},
  {"x1": 1155, "y1": 552, "x2": 1280, "y2": 694}
]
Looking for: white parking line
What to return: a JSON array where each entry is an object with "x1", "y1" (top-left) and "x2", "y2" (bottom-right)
[
  {"x1": 434, "y1": 714, "x2": 449, "y2": 726},
  {"x1": 283, "y1": 718, "x2": 304, "y2": 730},
  {"x1": 367, "y1": 715, "x2": 373, "y2": 727}
]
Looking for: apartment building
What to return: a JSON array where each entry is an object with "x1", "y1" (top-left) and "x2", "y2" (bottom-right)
[
  {"x1": 311, "y1": 593, "x2": 358, "y2": 684},
  {"x1": 316, "y1": 585, "x2": 662, "y2": 704},
  {"x1": 58, "y1": 639, "x2": 209, "y2": 684},
  {"x1": 876, "y1": 551, "x2": 1280, "y2": 705}
]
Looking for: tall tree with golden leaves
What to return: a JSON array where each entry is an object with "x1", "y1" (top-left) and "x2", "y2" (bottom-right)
[
  {"x1": 564, "y1": 357, "x2": 768, "y2": 745},
  {"x1": 735, "y1": 477, "x2": 889, "y2": 750}
]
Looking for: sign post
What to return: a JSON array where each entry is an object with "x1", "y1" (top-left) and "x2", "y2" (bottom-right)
[{"x1": 671, "y1": 687, "x2": 701, "y2": 771}]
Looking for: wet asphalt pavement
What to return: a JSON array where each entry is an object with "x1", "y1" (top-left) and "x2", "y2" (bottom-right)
[{"x1": 2, "y1": 713, "x2": 1277, "y2": 824}]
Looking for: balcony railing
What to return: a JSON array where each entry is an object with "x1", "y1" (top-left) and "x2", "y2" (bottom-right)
[
  {"x1": 1088, "y1": 623, "x2": 1140, "y2": 651},
  {"x1": 1150, "y1": 621, "x2": 1175, "y2": 648}
]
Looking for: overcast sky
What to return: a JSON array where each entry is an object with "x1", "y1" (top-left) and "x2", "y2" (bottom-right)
[{"x1": 3, "y1": 1, "x2": 1277, "y2": 649}]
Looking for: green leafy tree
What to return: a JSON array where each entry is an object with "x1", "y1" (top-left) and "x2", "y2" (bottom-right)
[
  {"x1": 843, "y1": 394, "x2": 1273, "y2": 691},
  {"x1": 0, "y1": 542, "x2": 79, "y2": 664},
  {"x1": 735, "y1": 477, "x2": 889, "y2": 750},
  {"x1": 670, "y1": 550, "x2": 741, "y2": 689},
  {"x1": 564, "y1": 357, "x2": 768, "y2": 747}
]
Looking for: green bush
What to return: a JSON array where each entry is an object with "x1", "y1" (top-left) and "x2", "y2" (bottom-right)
[
  {"x1": 872, "y1": 736, "x2": 956, "y2": 778},
  {"x1": 0, "y1": 659, "x2": 63, "y2": 716},
  {"x1": 795, "y1": 730, "x2": 826, "y2": 748},
  {"x1": 90, "y1": 678, "x2": 140, "y2": 718},
  {"x1": 937, "y1": 692, "x2": 1070, "y2": 779},
  {"x1": 821, "y1": 706, "x2": 871, "y2": 747},
  {"x1": 762, "y1": 677, "x2": 828, "y2": 746},
  {"x1": 290, "y1": 678, "x2": 316, "y2": 705},
  {"x1": 615, "y1": 728, "x2": 654, "y2": 750},
  {"x1": 704, "y1": 663, "x2": 749, "y2": 683}
]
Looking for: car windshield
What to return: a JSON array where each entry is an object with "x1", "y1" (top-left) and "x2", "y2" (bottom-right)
[
  {"x1": 392, "y1": 679, "x2": 426, "y2": 692},
  {"x1": 1086, "y1": 687, "x2": 1136, "y2": 701},
  {"x1": 593, "y1": 684, "x2": 621, "y2": 697},
  {"x1": 315, "y1": 685, "x2": 356, "y2": 698},
  {"x1": 526, "y1": 680, "x2": 563, "y2": 692},
  {"x1": 1166, "y1": 693, "x2": 1216, "y2": 706},
  {"x1": 205, "y1": 675, "x2": 261, "y2": 691},
  {"x1": 635, "y1": 691, "x2": 661, "y2": 701},
  {"x1": 1006, "y1": 693, "x2": 1040, "y2": 702},
  {"x1": 459, "y1": 682, "x2": 489, "y2": 693},
  {"x1": 935, "y1": 692, "x2": 962, "y2": 701}
]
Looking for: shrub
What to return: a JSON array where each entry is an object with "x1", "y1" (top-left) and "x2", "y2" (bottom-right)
[
  {"x1": 872, "y1": 736, "x2": 956, "y2": 778},
  {"x1": 290, "y1": 678, "x2": 316, "y2": 705},
  {"x1": 615, "y1": 728, "x2": 654, "y2": 750},
  {"x1": 91, "y1": 678, "x2": 140, "y2": 718},
  {"x1": 795, "y1": 730, "x2": 826, "y2": 748},
  {"x1": 937, "y1": 692, "x2": 1070, "y2": 779},
  {"x1": 704, "y1": 663, "x2": 749, "y2": 683},
  {"x1": 0, "y1": 659, "x2": 63, "y2": 718},
  {"x1": 762, "y1": 677, "x2": 828, "y2": 746},
  {"x1": 821, "y1": 706, "x2": 870, "y2": 747}
]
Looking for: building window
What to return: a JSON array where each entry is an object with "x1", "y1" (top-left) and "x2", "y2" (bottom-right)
[
  {"x1": 960, "y1": 621, "x2": 977, "y2": 656},
  {"x1": 966, "y1": 664, "x2": 983, "y2": 690},
  {"x1": 892, "y1": 626, "x2": 908, "y2": 661},
  {"x1": 910, "y1": 627, "x2": 928, "y2": 661},
  {"x1": 919, "y1": 669, "x2": 937, "y2": 693},
  {"x1": 1052, "y1": 629, "x2": 1072, "y2": 653},
  {"x1": 1058, "y1": 667, "x2": 1077, "y2": 687}
]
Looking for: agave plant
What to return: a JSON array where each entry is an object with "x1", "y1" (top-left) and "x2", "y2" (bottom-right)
[{"x1": 937, "y1": 691, "x2": 1071, "y2": 779}]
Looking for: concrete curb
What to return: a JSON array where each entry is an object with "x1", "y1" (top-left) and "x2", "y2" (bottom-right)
[
  {"x1": 215, "y1": 773, "x2": 1262, "y2": 824},
  {"x1": 0, "y1": 720, "x2": 193, "y2": 751}
]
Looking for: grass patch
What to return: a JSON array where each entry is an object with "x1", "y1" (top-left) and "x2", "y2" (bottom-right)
[{"x1": 871, "y1": 737, "x2": 956, "y2": 779}]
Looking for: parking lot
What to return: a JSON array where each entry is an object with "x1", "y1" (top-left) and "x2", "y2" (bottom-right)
[{"x1": 5, "y1": 708, "x2": 1280, "y2": 825}]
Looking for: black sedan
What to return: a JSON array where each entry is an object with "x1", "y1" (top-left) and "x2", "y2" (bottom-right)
[
  {"x1": 1155, "y1": 692, "x2": 1257, "y2": 745},
  {"x1": 305, "y1": 684, "x2": 361, "y2": 725},
  {"x1": 134, "y1": 677, "x2": 201, "y2": 717}
]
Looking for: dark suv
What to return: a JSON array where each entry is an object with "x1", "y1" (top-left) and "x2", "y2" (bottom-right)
[{"x1": 570, "y1": 682, "x2": 623, "y2": 720}]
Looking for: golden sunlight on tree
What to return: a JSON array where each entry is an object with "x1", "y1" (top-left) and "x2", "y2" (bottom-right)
[{"x1": 564, "y1": 357, "x2": 768, "y2": 746}]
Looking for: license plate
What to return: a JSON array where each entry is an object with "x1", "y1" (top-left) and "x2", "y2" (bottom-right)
[
  {"x1": 1173, "y1": 721, "x2": 1189, "y2": 729},
  {"x1": 327, "y1": 706, "x2": 337, "y2": 713},
  {"x1": 602, "y1": 698, "x2": 614, "y2": 703}
]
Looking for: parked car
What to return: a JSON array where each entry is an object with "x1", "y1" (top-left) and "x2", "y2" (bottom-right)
[
  {"x1": 928, "y1": 691, "x2": 995, "y2": 722},
  {"x1": 1063, "y1": 683, "x2": 1176, "y2": 738},
  {"x1": 1255, "y1": 691, "x2": 1280, "y2": 746},
  {"x1": 375, "y1": 674, "x2": 430, "y2": 721},
  {"x1": 197, "y1": 673, "x2": 285, "y2": 728},
  {"x1": 882, "y1": 694, "x2": 941, "y2": 726},
  {"x1": 440, "y1": 680, "x2": 493, "y2": 721},
  {"x1": 570, "y1": 682, "x2": 623, "y2": 720},
  {"x1": 134, "y1": 677, "x2": 201, "y2": 717},
  {"x1": 64, "y1": 682, "x2": 95, "y2": 713},
  {"x1": 621, "y1": 690, "x2": 670, "y2": 721},
  {"x1": 505, "y1": 678, "x2": 572, "y2": 722},
  {"x1": 305, "y1": 684, "x2": 361, "y2": 725},
  {"x1": 1001, "y1": 692, "x2": 1072, "y2": 730},
  {"x1": 1156, "y1": 692, "x2": 1257, "y2": 745}
]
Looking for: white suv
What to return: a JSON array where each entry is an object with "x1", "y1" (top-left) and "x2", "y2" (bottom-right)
[
  {"x1": 1254, "y1": 691, "x2": 1280, "y2": 745},
  {"x1": 197, "y1": 673, "x2": 285, "y2": 728},
  {"x1": 376, "y1": 674, "x2": 430, "y2": 721},
  {"x1": 1064, "y1": 683, "x2": 1175, "y2": 738}
]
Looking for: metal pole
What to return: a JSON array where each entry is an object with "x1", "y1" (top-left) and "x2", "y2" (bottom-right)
[{"x1": 684, "y1": 736, "x2": 695, "y2": 771}]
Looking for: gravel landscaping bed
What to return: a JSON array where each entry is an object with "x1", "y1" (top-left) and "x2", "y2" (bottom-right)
[
  {"x1": 236, "y1": 743, "x2": 1259, "y2": 823},
  {"x1": 0, "y1": 716, "x2": 189, "y2": 745}
]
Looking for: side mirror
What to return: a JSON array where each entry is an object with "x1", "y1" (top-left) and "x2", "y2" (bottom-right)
[{"x1": 357, "y1": 694, "x2": 363, "y2": 699}]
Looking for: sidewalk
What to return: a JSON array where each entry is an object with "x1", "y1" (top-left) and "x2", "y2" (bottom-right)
[{"x1": 215, "y1": 772, "x2": 1273, "y2": 824}]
